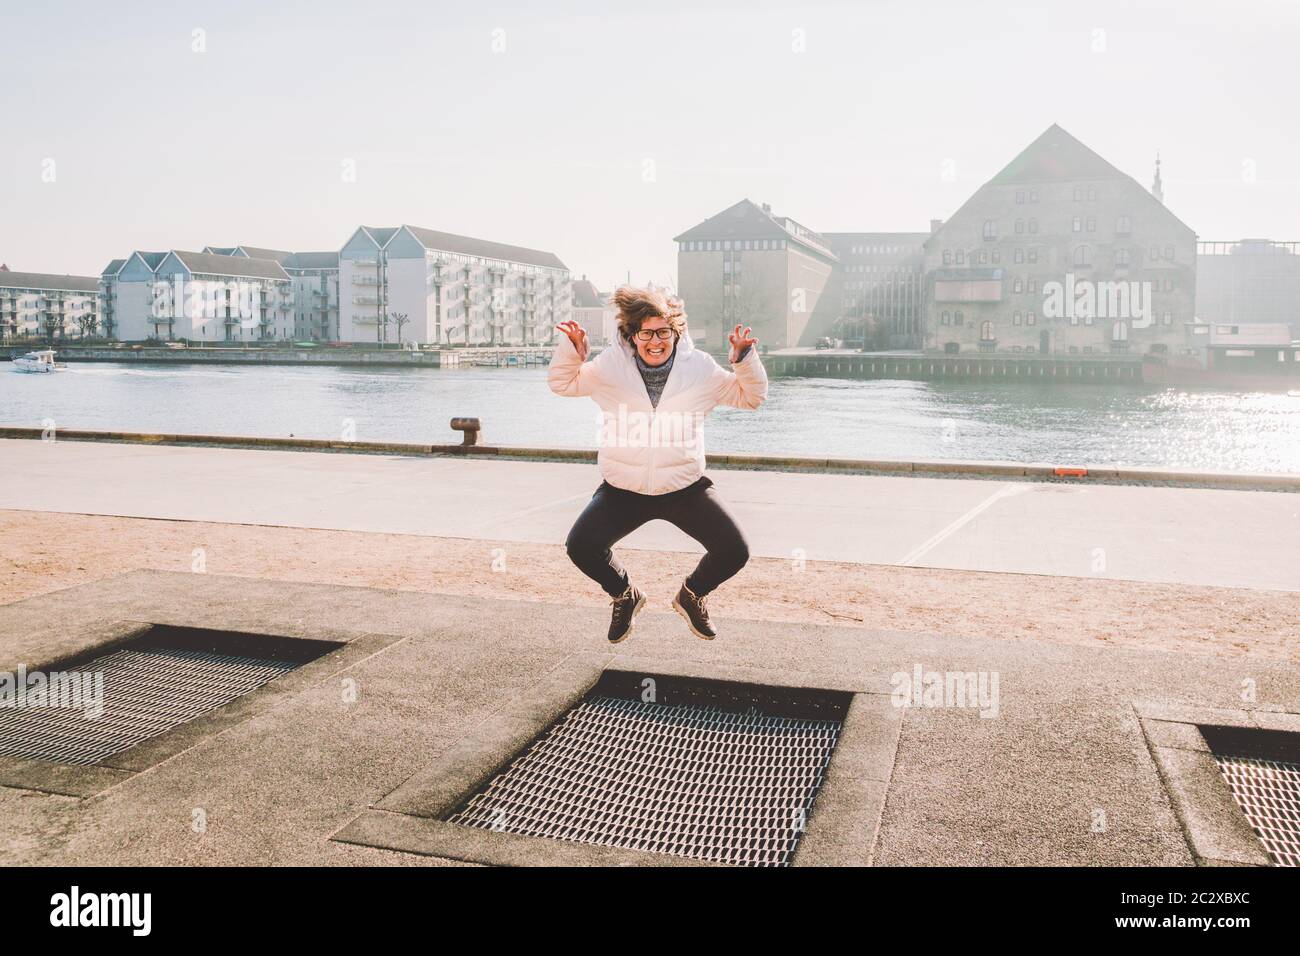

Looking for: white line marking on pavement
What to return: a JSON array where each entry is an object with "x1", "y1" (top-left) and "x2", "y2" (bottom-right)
[
  {"x1": 897, "y1": 482, "x2": 1029, "y2": 566},
  {"x1": 476, "y1": 492, "x2": 593, "y2": 531}
]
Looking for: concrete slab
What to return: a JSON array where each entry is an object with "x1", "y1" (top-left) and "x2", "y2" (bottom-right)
[
  {"x1": 2, "y1": 438, "x2": 1297, "y2": 591},
  {"x1": 0, "y1": 569, "x2": 1295, "y2": 866}
]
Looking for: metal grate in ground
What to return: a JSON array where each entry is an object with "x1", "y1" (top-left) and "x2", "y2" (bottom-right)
[
  {"x1": 447, "y1": 675, "x2": 847, "y2": 867},
  {"x1": 0, "y1": 627, "x2": 337, "y2": 767},
  {"x1": 1202, "y1": 725, "x2": 1300, "y2": 867}
]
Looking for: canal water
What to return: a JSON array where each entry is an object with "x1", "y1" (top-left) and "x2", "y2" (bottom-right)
[{"x1": 2, "y1": 362, "x2": 1298, "y2": 474}]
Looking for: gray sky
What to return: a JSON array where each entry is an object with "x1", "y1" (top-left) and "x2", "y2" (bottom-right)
[{"x1": 4, "y1": 0, "x2": 1297, "y2": 289}]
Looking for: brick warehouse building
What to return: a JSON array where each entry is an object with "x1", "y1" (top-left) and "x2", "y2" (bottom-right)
[
  {"x1": 673, "y1": 200, "x2": 840, "y2": 351},
  {"x1": 923, "y1": 124, "x2": 1197, "y2": 356},
  {"x1": 675, "y1": 125, "x2": 1198, "y2": 357}
]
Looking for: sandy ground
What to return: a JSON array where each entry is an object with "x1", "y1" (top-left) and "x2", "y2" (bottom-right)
[{"x1": 1, "y1": 508, "x2": 1296, "y2": 661}]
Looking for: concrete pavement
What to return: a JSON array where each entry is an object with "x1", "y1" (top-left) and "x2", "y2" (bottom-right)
[
  {"x1": 1, "y1": 569, "x2": 1296, "y2": 866},
  {"x1": 2, "y1": 438, "x2": 1297, "y2": 591}
]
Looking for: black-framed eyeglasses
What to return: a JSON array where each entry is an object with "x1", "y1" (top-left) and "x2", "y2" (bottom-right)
[{"x1": 633, "y1": 328, "x2": 676, "y2": 342}]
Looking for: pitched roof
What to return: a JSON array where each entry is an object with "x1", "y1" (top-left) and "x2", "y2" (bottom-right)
[
  {"x1": 101, "y1": 258, "x2": 126, "y2": 277},
  {"x1": 135, "y1": 251, "x2": 169, "y2": 270},
  {"x1": 360, "y1": 226, "x2": 400, "y2": 248},
  {"x1": 286, "y1": 251, "x2": 340, "y2": 270},
  {"x1": 402, "y1": 225, "x2": 567, "y2": 270},
  {"x1": 203, "y1": 246, "x2": 239, "y2": 257},
  {"x1": 169, "y1": 251, "x2": 290, "y2": 280},
  {"x1": 572, "y1": 278, "x2": 604, "y2": 308},
  {"x1": 988, "y1": 124, "x2": 1129, "y2": 184},
  {"x1": 928, "y1": 124, "x2": 1197, "y2": 246},
  {"x1": 237, "y1": 246, "x2": 294, "y2": 266},
  {"x1": 673, "y1": 199, "x2": 838, "y2": 261},
  {"x1": 0, "y1": 270, "x2": 100, "y2": 293}
]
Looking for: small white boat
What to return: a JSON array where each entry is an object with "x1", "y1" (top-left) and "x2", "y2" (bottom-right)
[{"x1": 11, "y1": 350, "x2": 64, "y2": 373}]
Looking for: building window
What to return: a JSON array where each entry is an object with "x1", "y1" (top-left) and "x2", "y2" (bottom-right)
[
  {"x1": 1163, "y1": 311, "x2": 1173, "y2": 325},
  {"x1": 1072, "y1": 217, "x2": 1082, "y2": 233},
  {"x1": 1149, "y1": 245, "x2": 1159, "y2": 261},
  {"x1": 1164, "y1": 245, "x2": 1174, "y2": 260},
  {"x1": 1028, "y1": 278, "x2": 1037, "y2": 293},
  {"x1": 956, "y1": 250, "x2": 965, "y2": 264},
  {"x1": 991, "y1": 250, "x2": 1000, "y2": 264},
  {"x1": 1015, "y1": 190, "x2": 1025, "y2": 204},
  {"x1": 1073, "y1": 246, "x2": 1092, "y2": 267},
  {"x1": 1014, "y1": 278, "x2": 1023, "y2": 293},
  {"x1": 1028, "y1": 249, "x2": 1038, "y2": 263},
  {"x1": 1115, "y1": 248, "x2": 1131, "y2": 267},
  {"x1": 941, "y1": 311, "x2": 950, "y2": 325},
  {"x1": 983, "y1": 220, "x2": 997, "y2": 240},
  {"x1": 1014, "y1": 248, "x2": 1024, "y2": 264},
  {"x1": 980, "y1": 321, "x2": 995, "y2": 341},
  {"x1": 1015, "y1": 219, "x2": 1024, "y2": 234},
  {"x1": 1028, "y1": 219, "x2": 1038, "y2": 234},
  {"x1": 1086, "y1": 217, "x2": 1096, "y2": 233},
  {"x1": 1029, "y1": 190, "x2": 1038, "y2": 203},
  {"x1": 954, "y1": 311, "x2": 964, "y2": 326},
  {"x1": 1013, "y1": 311, "x2": 1022, "y2": 325},
  {"x1": 943, "y1": 250, "x2": 952, "y2": 265},
  {"x1": 1027, "y1": 311, "x2": 1036, "y2": 325},
  {"x1": 1163, "y1": 278, "x2": 1174, "y2": 291},
  {"x1": 1088, "y1": 187, "x2": 1097, "y2": 201},
  {"x1": 1116, "y1": 216, "x2": 1132, "y2": 236}
]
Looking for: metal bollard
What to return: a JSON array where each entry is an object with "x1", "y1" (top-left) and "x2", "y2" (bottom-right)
[{"x1": 450, "y1": 417, "x2": 481, "y2": 446}]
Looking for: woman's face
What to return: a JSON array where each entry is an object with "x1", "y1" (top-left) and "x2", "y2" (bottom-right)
[{"x1": 634, "y1": 316, "x2": 675, "y2": 366}]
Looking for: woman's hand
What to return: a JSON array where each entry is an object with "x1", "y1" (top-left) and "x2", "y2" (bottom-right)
[
  {"x1": 555, "y1": 320, "x2": 589, "y2": 361},
  {"x1": 728, "y1": 324, "x2": 757, "y2": 364}
]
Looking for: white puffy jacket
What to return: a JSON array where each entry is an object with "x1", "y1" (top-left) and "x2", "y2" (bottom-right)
[{"x1": 548, "y1": 327, "x2": 768, "y2": 495}]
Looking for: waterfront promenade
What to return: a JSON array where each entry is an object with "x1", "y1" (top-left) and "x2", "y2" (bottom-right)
[{"x1": 1, "y1": 436, "x2": 1296, "y2": 591}]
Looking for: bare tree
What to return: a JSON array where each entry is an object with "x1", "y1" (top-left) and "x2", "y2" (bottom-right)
[{"x1": 391, "y1": 311, "x2": 409, "y2": 345}]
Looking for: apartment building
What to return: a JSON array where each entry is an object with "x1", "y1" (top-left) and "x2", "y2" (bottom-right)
[
  {"x1": 109, "y1": 250, "x2": 293, "y2": 342},
  {"x1": 0, "y1": 270, "x2": 100, "y2": 341},
  {"x1": 338, "y1": 224, "x2": 571, "y2": 346},
  {"x1": 203, "y1": 246, "x2": 341, "y2": 341},
  {"x1": 923, "y1": 124, "x2": 1197, "y2": 356},
  {"x1": 674, "y1": 199, "x2": 839, "y2": 351}
]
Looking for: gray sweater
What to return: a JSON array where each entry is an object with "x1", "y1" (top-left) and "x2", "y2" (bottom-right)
[{"x1": 634, "y1": 347, "x2": 676, "y2": 408}]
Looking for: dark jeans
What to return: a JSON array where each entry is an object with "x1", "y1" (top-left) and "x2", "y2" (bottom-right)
[{"x1": 564, "y1": 476, "x2": 750, "y2": 598}]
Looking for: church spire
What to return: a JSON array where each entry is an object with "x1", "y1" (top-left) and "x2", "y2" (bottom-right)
[{"x1": 1151, "y1": 151, "x2": 1164, "y2": 204}]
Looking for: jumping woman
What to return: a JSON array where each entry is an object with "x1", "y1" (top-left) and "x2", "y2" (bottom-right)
[{"x1": 550, "y1": 286, "x2": 768, "y2": 643}]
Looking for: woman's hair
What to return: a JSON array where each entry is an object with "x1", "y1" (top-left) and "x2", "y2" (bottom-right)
[{"x1": 612, "y1": 285, "x2": 686, "y2": 346}]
